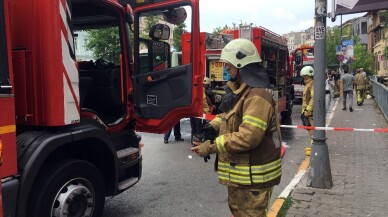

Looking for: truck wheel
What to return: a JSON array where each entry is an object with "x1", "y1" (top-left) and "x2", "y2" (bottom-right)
[{"x1": 28, "y1": 159, "x2": 105, "y2": 217}]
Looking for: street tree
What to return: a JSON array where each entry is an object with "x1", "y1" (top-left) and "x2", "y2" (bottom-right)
[
  {"x1": 325, "y1": 26, "x2": 342, "y2": 67},
  {"x1": 211, "y1": 21, "x2": 255, "y2": 35},
  {"x1": 212, "y1": 25, "x2": 232, "y2": 35},
  {"x1": 173, "y1": 23, "x2": 186, "y2": 51},
  {"x1": 352, "y1": 37, "x2": 374, "y2": 74},
  {"x1": 84, "y1": 27, "x2": 120, "y2": 65},
  {"x1": 140, "y1": 16, "x2": 159, "y2": 39}
]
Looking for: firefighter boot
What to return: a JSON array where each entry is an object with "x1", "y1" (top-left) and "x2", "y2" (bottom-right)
[{"x1": 305, "y1": 147, "x2": 311, "y2": 156}]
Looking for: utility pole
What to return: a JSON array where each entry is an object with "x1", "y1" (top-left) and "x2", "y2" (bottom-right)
[{"x1": 307, "y1": 0, "x2": 333, "y2": 189}]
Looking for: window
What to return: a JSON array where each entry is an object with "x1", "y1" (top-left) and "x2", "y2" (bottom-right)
[
  {"x1": 72, "y1": 1, "x2": 125, "y2": 123},
  {"x1": 376, "y1": 52, "x2": 381, "y2": 71},
  {"x1": 137, "y1": 6, "x2": 192, "y2": 74},
  {"x1": 361, "y1": 22, "x2": 367, "y2": 34},
  {"x1": 354, "y1": 24, "x2": 360, "y2": 35},
  {"x1": 384, "y1": 59, "x2": 388, "y2": 69},
  {"x1": 375, "y1": 27, "x2": 385, "y2": 43}
]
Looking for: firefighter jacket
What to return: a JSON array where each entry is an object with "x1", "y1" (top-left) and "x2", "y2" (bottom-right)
[
  {"x1": 355, "y1": 73, "x2": 366, "y2": 90},
  {"x1": 209, "y1": 81, "x2": 282, "y2": 189},
  {"x1": 302, "y1": 79, "x2": 314, "y2": 114}
]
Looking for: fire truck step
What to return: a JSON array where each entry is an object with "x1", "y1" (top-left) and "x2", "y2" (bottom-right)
[{"x1": 118, "y1": 177, "x2": 139, "y2": 191}]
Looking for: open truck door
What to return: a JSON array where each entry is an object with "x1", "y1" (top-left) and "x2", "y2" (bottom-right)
[
  {"x1": 1, "y1": 0, "x2": 17, "y2": 215},
  {"x1": 131, "y1": 0, "x2": 202, "y2": 133}
]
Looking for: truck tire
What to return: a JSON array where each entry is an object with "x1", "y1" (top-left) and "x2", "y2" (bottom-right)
[{"x1": 28, "y1": 159, "x2": 105, "y2": 217}]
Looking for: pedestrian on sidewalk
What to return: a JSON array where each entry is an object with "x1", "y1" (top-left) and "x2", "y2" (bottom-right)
[
  {"x1": 355, "y1": 68, "x2": 366, "y2": 106},
  {"x1": 301, "y1": 66, "x2": 314, "y2": 156},
  {"x1": 325, "y1": 72, "x2": 335, "y2": 113},
  {"x1": 340, "y1": 65, "x2": 355, "y2": 112},
  {"x1": 163, "y1": 121, "x2": 184, "y2": 144},
  {"x1": 330, "y1": 69, "x2": 340, "y2": 98},
  {"x1": 191, "y1": 39, "x2": 282, "y2": 217}
]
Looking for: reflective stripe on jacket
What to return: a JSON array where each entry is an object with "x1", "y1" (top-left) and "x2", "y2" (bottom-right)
[
  {"x1": 209, "y1": 81, "x2": 282, "y2": 189},
  {"x1": 302, "y1": 79, "x2": 314, "y2": 113}
]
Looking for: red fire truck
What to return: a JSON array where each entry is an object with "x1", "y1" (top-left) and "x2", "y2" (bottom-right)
[
  {"x1": 182, "y1": 24, "x2": 294, "y2": 118},
  {"x1": 0, "y1": 0, "x2": 203, "y2": 216},
  {"x1": 289, "y1": 46, "x2": 315, "y2": 101}
]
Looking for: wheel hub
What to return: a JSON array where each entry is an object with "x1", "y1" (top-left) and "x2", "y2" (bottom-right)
[{"x1": 52, "y1": 179, "x2": 94, "y2": 217}]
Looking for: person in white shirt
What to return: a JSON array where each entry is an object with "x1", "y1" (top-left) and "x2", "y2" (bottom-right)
[{"x1": 325, "y1": 73, "x2": 335, "y2": 113}]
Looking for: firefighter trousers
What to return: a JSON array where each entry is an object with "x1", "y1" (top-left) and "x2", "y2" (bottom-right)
[
  {"x1": 227, "y1": 186, "x2": 273, "y2": 217},
  {"x1": 356, "y1": 89, "x2": 365, "y2": 105}
]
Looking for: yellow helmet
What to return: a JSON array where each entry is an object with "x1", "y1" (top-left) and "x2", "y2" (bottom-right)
[{"x1": 220, "y1": 38, "x2": 261, "y2": 69}]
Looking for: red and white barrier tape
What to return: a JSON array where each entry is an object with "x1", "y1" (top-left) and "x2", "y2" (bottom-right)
[
  {"x1": 202, "y1": 114, "x2": 388, "y2": 132},
  {"x1": 280, "y1": 125, "x2": 388, "y2": 132}
]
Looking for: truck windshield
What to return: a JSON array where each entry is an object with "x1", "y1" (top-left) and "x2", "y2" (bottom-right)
[{"x1": 72, "y1": 1, "x2": 126, "y2": 124}]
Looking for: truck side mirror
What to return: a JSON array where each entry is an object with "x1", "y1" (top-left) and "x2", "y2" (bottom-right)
[
  {"x1": 149, "y1": 24, "x2": 170, "y2": 41},
  {"x1": 162, "y1": 8, "x2": 187, "y2": 25}
]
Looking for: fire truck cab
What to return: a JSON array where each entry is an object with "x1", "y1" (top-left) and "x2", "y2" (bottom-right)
[
  {"x1": 289, "y1": 46, "x2": 314, "y2": 101},
  {"x1": 0, "y1": 0, "x2": 202, "y2": 216},
  {"x1": 182, "y1": 24, "x2": 294, "y2": 118}
]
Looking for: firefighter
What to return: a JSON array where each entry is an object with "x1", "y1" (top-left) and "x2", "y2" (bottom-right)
[
  {"x1": 190, "y1": 77, "x2": 212, "y2": 143},
  {"x1": 300, "y1": 66, "x2": 314, "y2": 156},
  {"x1": 355, "y1": 68, "x2": 366, "y2": 106},
  {"x1": 191, "y1": 38, "x2": 282, "y2": 217}
]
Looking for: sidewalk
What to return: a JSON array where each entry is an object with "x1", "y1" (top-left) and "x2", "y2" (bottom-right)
[{"x1": 286, "y1": 96, "x2": 388, "y2": 217}]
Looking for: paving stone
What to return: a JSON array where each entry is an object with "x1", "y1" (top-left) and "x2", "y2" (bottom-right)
[{"x1": 285, "y1": 97, "x2": 388, "y2": 217}]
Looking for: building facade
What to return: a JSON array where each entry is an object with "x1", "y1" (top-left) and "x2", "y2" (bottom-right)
[
  {"x1": 283, "y1": 28, "x2": 314, "y2": 54},
  {"x1": 368, "y1": 10, "x2": 388, "y2": 76}
]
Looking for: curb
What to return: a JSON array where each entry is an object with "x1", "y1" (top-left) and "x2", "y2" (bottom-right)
[
  {"x1": 268, "y1": 98, "x2": 339, "y2": 216},
  {"x1": 268, "y1": 157, "x2": 310, "y2": 217}
]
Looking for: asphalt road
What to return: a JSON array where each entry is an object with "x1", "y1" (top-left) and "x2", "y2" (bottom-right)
[{"x1": 102, "y1": 104, "x2": 310, "y2": 217}]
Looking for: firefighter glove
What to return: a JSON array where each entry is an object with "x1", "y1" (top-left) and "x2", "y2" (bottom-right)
[
  {"x1": 191, "y1": 140, "x2": 216, "y2": 157},
  {"x1": 304, "y1": 110, "x2": 312, "y2": 117}
]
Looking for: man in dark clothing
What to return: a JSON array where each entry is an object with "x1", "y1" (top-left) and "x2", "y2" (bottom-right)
[{"x1": 164, "y1": 121, "x2": 184, "y2": 143}]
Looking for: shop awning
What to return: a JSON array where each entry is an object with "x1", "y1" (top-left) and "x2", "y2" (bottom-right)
[{"x1": 336, "y1": 0, "x2": 388, "y2": 15}]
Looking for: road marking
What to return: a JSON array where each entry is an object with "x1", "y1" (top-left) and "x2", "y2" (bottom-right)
[
  {"x1": 326, "y1": 98, "x2": 338, "y2": 126},
  {"x1": 268, "y1": 157, "x2": 310, "y2": 216}
]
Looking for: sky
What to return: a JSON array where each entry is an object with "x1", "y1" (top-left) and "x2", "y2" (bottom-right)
[{"x1": 197, "y1": 0, "x2": 366, "y2": 35}]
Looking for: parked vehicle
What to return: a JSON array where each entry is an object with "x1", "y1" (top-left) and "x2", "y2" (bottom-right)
[
  {"x1": 182, "y1": 24, "x2": 294, "y2": 118},
  {"x1": 0, "y1": 0, "x2": 202, "y2": 216},
  {"x1": 289, "y1": 46, "x2": 314, "y2": 102}
]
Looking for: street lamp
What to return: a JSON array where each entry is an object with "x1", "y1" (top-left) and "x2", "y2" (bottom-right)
[{"x1": 306, "y1": 0, "x2": 333, "y2": 189}]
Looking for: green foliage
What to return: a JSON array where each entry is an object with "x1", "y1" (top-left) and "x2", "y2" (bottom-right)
[
  {"x1": 352, "y1": 42, "x2": 375, "y2": 74},
  {"x1": 277, "y1": 196, "x2": 295, "y2": 217},
  {"x1": 212, "y1": 25, "x2": 233, "y2": 35},
  {"x1": 141, "y1": 16, "x2": 160, "y2": 39},
  {"x1": 325, "y1": 27, "x2": 342, "y2": 66},
  {"x1": 325, "y1": 27, "x2": 374, "y2": 74},
  {"x1": 84, "y1": 27, "x2": 120, "y2": 65},
  {"x1": 173, "y1": 23, "x2": 187, "y2": 51}
]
